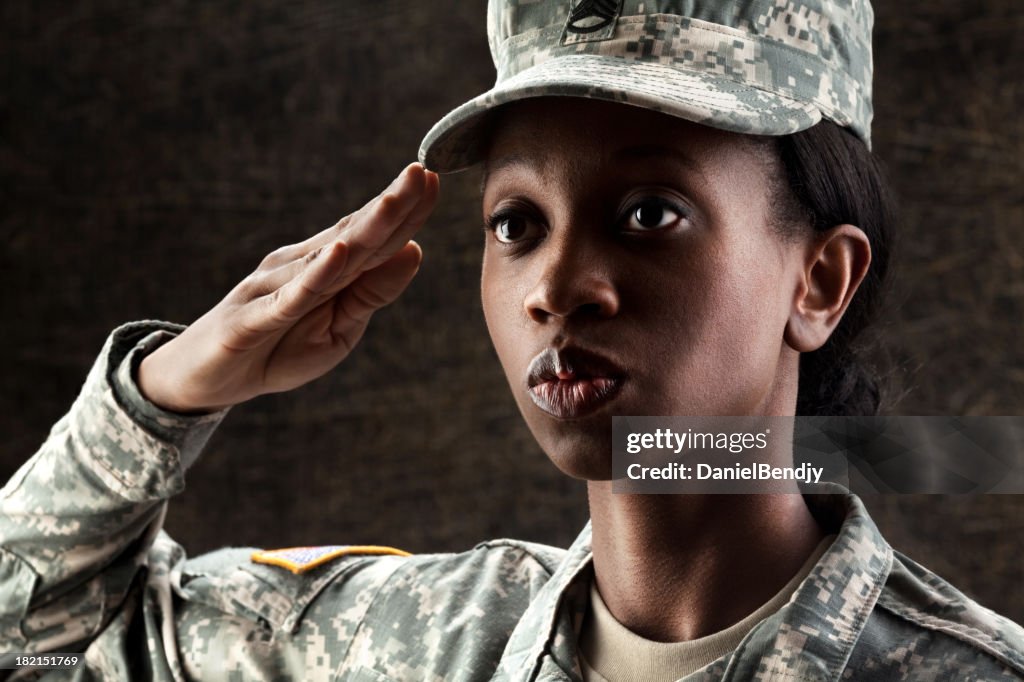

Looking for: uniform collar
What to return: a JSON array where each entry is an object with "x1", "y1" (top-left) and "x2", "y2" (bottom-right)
[
  {"x1": 492, "y1": 487, "x2": 893, "y2": 682},
  {"x1": 718, "y1": 488, "x2": 894, "y2": 681},
  {"x1": 492, "y1": 518, "x2": 594, "y2": 681}
]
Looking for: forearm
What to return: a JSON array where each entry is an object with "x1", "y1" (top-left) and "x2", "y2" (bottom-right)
[{"x1": 0, "y1": 322, "x2": 227, "y2": 653}]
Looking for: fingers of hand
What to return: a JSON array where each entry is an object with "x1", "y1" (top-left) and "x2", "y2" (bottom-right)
[
  {"x1": 238, "y1": 164, "x2": 436, "y2": 300},
  {"x1": 273, "y1": 162, "x2": 428, "y2": 266},
  {"x1": 269, "y1": 241, "x2": 422, "y2": 372},
  {"x1": 345, "y1": 169, "x2": 439, "y2": 282},
  {"x1": 232, "y1": 241, "x2": 350, "y2": 337},
  {"x1": 332, "y1": 241, "x2": 423, "y2": 331},
  {"x1": 333, "y1": 165, "x2": 436, "y2": 287},
  {"x1": 227, "y1": 164, "x2": 436, "y2": 345}
]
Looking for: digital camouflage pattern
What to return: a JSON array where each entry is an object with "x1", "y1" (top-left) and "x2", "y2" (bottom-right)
[
  {"x1": 419, "y1": 0, "x2": 875, "y2": 171},
  {"x1": 2, "y1": 322, "x2": 1024, "y2": 681}
]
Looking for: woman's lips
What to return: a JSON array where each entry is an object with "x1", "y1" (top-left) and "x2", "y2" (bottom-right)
[
  {"x1": 526, "y1": 347, "x2": 625, "y2": 419},
  {"x1": 529, "y1": 376, "x2": 622, "y2": 419}
]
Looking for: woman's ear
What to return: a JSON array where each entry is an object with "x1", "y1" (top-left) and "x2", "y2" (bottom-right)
[{"x1": 785, "y1": 225, "x2": 872, "y2": 352}]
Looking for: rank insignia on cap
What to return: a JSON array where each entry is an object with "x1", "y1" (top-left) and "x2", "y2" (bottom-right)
[
  {"x1": 562, "y1": 0, "x2": 623, "y2": 45},
  {"x1": 251, "y1": 545, "x2": 411, "y2": 574}
]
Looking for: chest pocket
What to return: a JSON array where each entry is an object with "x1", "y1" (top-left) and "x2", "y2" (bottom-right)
[{"x1": 173, "y1": 546, "x2": 368, "y2": 634}]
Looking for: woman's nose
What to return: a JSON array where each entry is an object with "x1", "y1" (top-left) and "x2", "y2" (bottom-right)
[{"x1": 523, "y1": 237, "x2": 620, "y2": 323}]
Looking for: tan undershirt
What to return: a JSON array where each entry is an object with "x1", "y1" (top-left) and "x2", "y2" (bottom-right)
[{"x1": 578, "y1": 534, "x2": 835, "y2": 682}]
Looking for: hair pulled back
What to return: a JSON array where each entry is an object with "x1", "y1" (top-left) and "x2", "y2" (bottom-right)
[{"x1": 775, "y1": 121, "x2": 896, "y2": 416}]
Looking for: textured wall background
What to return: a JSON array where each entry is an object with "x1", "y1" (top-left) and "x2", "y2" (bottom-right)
[{"x1": 2, "y1": 1, "x2": 1022, "y2": 623}]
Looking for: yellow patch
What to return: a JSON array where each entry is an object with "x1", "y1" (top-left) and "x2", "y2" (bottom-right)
[{"x1": 250, "y1": 545, "x2": 411, "y2": 574}]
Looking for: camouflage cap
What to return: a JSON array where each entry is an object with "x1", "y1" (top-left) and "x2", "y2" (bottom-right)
[{"x1": 418, "y1": 0, "x2": 874, "y2": 172}]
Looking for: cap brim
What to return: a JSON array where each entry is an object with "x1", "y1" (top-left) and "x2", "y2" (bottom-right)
[{"x1": 419, "y1": 54, "x2": 822, "y2": 173}]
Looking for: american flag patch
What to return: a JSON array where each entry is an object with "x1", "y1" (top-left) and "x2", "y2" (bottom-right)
[{"x1": 250, "y1": 545, "x2": 410, "y2": 574}]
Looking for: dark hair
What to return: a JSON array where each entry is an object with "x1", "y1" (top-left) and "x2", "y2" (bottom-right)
[{"x1": 772, "y1": 121, "x2": 896, "y2": 416}]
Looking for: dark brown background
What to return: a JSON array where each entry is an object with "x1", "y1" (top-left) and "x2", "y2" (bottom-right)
[{"x1": 2, "y1": 1, "x2": 1022, "y2": 623}]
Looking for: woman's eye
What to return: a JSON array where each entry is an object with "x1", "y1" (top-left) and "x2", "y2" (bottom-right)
[
  {"x1": 625, "y1": 200, "x2": 686, "y2": 231},
  {"x1": 491, "y1": 214, "x2": 540, "y2": 244}
]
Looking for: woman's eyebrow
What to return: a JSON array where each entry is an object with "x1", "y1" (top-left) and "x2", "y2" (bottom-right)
[
  {"x1": 613, "y1": 145, "x2": 708, "y2": 180},
  {"x1": 481, "y1": 154, "x2": 528, "y2": 195},
  {"x1": 480, "y1": 145, "x2": 706, "y2": 195}
]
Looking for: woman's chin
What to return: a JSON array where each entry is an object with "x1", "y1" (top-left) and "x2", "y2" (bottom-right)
[{"x1": 532, "y1": 428, "x2": 616, "y2": 481}]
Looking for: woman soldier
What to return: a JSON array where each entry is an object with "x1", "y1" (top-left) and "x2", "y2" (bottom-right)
[{"x1": 2, "y1": 0, "x2": 1023, "y2": 680}]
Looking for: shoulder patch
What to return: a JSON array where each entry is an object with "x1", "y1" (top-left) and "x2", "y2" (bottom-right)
[{"x1": 251, "y1": 545, "x2": 411, "y2": 574}]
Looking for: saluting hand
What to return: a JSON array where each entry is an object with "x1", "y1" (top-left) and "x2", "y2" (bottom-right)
[{"x1": 138, "y1": 163, "x2": 440, "y2": 413}]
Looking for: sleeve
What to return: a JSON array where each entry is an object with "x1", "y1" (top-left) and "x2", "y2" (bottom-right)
[{"x1": 0, "y1": 321, "x2": 228, "y2": 672}]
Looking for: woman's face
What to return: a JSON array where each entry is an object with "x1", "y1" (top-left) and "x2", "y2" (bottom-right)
[{"x1": 480, "y1": 98, "x2": 810, "y2": 480}]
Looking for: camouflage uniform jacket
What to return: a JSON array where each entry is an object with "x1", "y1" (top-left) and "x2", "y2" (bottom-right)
[{"x1": 2, "y1": 322, "x2": 1023, "y2": 681}]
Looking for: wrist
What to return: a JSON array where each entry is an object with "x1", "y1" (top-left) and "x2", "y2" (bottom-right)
[{"x1": 136, "y1": 343, "x2": 214, "y2": 415}]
